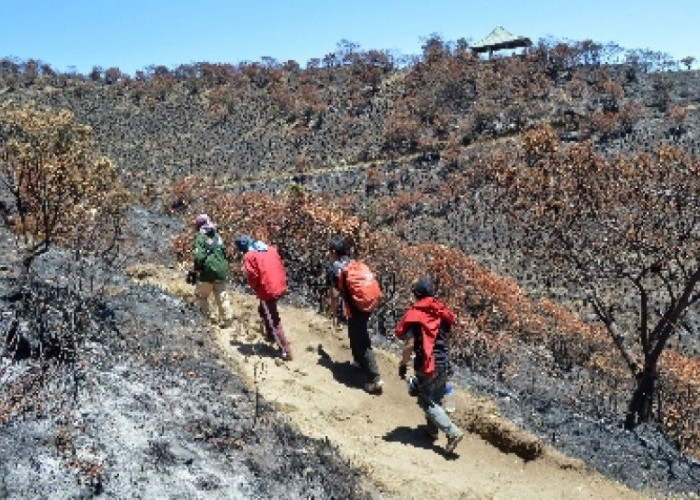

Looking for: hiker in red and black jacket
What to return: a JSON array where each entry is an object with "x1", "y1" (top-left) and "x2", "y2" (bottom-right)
[
  {"x1": 395, "y1": 276, "x2": 464, "y2": 454},
  {"x1": 326, "y1": 237, "x2": 383, "y2": 394},
  {"x1": 236, "y1": 235, "x2": 293, "y2": 361}
]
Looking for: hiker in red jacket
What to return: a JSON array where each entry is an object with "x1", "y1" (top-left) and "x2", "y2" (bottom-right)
[
  {"x1": 395, "y1": 276, "x2": 463, "y2": 454},
  {"x1": 235, "y1": 235, "x2": 293, "y2": 361}
]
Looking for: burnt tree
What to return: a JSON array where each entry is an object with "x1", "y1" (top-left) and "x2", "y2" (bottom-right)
[{"x1": 467, "y1": 124, "x2": 700, "y2": 428}]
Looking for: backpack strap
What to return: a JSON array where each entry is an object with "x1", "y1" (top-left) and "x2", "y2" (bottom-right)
[
  {"x1": 338, "y1": 259, "x2": 360, "y2": 311},
  {"x1": 337, "y1": 258, "x2": 353, "y2": 290},
  {"x1": 205, "y1": 234, "x2": 223, "y2": 254}
]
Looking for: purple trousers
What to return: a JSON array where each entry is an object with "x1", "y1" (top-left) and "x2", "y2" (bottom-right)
[{"x1": 258, "y1": 299, "x2": 292, "y2": 357}]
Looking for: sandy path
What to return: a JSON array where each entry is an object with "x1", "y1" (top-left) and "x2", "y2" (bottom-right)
[
  {"x1": 214, "y1": 296, "x2": 645, "y2": 500},
  {"x1": 132, "y1": 264, "x2": 646, "y2": 499}
]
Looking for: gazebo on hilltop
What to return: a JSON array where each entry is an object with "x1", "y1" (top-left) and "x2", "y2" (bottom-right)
[{"x1": 472, "y1": 26, "x2": 532, "y2": 58}]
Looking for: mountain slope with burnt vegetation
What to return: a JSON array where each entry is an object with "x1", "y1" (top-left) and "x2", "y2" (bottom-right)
[{"x1": 2, "y1": 37, "x2": 700, "y2": 497}]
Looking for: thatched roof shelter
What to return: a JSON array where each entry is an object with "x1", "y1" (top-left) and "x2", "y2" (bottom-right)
[{"x1": 472, "y1": 26, "x2": 532, "y2": 55}]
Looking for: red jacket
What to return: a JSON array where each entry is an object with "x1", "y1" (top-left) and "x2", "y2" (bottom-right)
[
  {"x1": 243, "y1": 245, "x2": 287, "y2": 301},
  {"x1": 395, "y1": 297, "x2": 455, "y2": 377}
]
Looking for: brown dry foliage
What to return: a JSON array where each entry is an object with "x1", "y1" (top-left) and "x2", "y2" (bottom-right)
[
  {"x1": 0, "y1": 102, "x2": 130, "y2": 268},
  {"x1": 168, "y1": 167, "x2": 700, "y2": 458},
  {"x1": 462, "y1": 123, "x2": 700, "y2": 455}
]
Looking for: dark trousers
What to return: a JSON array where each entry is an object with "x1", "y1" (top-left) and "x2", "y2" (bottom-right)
[
  {"x1": 416, "y1": 369, "x2": 459, "y2": 437},
  {"x1": 347, "y1": 310, "x2": 380, "y2": 383},
  {"x1": 417, "y1": 370, "x2": 447, "y2": 409}
]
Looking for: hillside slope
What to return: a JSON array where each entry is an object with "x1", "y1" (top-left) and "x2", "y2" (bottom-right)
[
  {"x1": 131, "y1": 263, "x2": 644, "y2": 500},
  {"x1": 3, "y1": 53, "x2": 700, "y2": 497},
  {"x1": 2, "y1": 207, "x2": 698, "y2": 498}
]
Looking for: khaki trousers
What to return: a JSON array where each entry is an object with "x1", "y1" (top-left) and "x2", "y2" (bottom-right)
[{"x1": 195, "y1": 280, "x2": 233, "y2": 324}]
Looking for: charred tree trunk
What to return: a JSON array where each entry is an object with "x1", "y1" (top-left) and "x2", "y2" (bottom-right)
[{"x1": 625, "y1": 365, "x2": 657, "y2": 429}]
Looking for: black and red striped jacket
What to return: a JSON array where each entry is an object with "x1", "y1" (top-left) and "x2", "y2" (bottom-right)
[{"x1": 395, "y1": 297, "x2": 455, "y2": 377}]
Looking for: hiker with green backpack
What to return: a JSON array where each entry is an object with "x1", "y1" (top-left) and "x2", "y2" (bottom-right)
[
  {"x1": 191, "y1": 214, "x2": 234, "y2": 328},
  {"x1": 326, "y1": 237, "x2": 384, "y2": 394}
]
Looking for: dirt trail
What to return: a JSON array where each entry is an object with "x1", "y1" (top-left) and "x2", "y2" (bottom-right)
[
  {"x1": 134, "y1": 265, "x2": 647, "y2": 500},
  {"x1": 215, "y1": 134, "x2": 517, "y2": 190}
]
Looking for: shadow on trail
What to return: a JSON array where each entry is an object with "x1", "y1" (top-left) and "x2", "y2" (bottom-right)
[
  {"x1": 383, "y1": 426, "x2": 459, "y2": 460},
  {"x1": 236, "y1": 340, "x2": 280, "y2": 359},
  {"x1": 316, "y1": 343, "x2": 365, "y2": 390}
]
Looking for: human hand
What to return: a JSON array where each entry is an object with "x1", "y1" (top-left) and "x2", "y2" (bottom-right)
[{"x1": 186, "y1": 269, "x2": 198, "y2": 285}]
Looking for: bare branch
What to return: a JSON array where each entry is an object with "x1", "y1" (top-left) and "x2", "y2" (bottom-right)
[{"x1": 590, "y1": 291, "x2": 638, "y2": 376}]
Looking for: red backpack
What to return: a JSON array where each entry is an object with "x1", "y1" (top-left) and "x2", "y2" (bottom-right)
[{"x1": 340, "y1": 260, "x2": 383, "y2": 313}]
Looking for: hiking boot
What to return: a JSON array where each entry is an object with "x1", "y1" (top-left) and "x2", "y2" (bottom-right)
[
  {"x1": 364, "y1": 378, "x2": 384, "y2": 394},
  {"x1": 445, "y1": 431, "x2": 464, "y2": 454}
]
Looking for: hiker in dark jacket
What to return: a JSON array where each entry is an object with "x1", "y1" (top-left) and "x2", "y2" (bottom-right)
[
  {"x1": 326, "y1": 237, "x2": 383, "y2": 394},
  {"x1": 395, "y1": 276, "x2": 463, "y2": 454},
  {"x1": 236, "y1": 235, "x2": 293, "y2": 360},
  {"x1": 192, "y1": 214, "x2": 233, "y2": 327}
]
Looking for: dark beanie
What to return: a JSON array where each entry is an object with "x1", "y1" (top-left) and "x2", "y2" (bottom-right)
[
  {"x1": 328, "y1": 237, "x2": 348, "y2": 256},
  {"x1": 412, "y1": 277, "x2": 435, "y2": 298},
  {"x1": 235, "y1": 234, "x2": 254, "y2": 252}
]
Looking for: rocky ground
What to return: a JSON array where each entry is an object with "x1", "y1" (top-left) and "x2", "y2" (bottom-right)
[
  {"x1": 1, "y1": 207, "x2": 699, "y2": 499},
  {"x1": 0, "y1": 213, "x2": 378, "y2": 499}
]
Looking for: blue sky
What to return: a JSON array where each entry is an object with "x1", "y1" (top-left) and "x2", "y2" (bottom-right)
[{"x1": 2, "y1": 0, "x2": 699, "y2": 75}]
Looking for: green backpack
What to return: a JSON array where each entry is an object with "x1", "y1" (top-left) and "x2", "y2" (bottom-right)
[{"x1": 196, "y1": 233, "x2": 229, "y2": 282}]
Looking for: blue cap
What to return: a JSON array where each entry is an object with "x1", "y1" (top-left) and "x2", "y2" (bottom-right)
[{"x1": 235, "y1": 234, "x2": 254, "y2": 252}]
